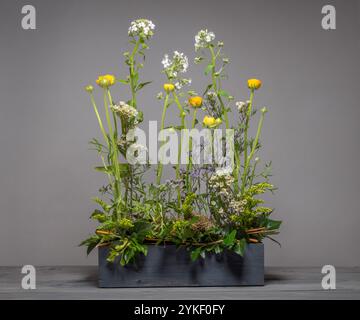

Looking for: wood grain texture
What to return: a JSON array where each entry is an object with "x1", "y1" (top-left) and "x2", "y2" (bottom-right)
[
  {"x1": 98, "y1": 244, "x2": 264, "y2": 287},
  {"x1": 0, "y1": 266, "x2": 359, "y2": 300}
]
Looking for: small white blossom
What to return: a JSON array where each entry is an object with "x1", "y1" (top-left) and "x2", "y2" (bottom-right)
[
  {"x1": 128, "y1": 19, "x2": 155, "y2": 39},
  {"x1": 236, "y1": 101, "x2": 247, "y2": 112},
  {"x1": 112, "y1": 101, "x2": 139, "y2": 124},
  {"x1": 195, "y1": 29, "x2": 215, "y2": 50},
  {"x1": 215, "y1": 167, "x2": 233, "y2": 176},
  {"x1": 162, "y1": 51, "x2": 189, "y2": 81}
]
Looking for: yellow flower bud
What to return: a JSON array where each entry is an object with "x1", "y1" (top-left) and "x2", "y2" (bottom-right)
[
  {"x1": 163, "y1": 83, "x2": 175, "y2": 92},
  {"x1": 85, "y1": 85, "x2": 94, "y2": 93},
  {"x1": 261, "y1": 107, "x2": 268, "y2": 114},
  {"x1": 96, "y1": 74, "x2": 116, "y2": 88},
  {"x1": 188, "y1": 96, "x2": 203, "y2": 108},
  {"x1": 215, "y1": 118, "x2": 222, "y2": 126},
  {"x1": 247, "y1": 78, "x2": 262, "y2": 90},
  {"x1": 203, "y1": 115, "x2": 222, "y2": 128}
]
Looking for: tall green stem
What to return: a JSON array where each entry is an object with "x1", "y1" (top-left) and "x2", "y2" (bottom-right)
[
  {"x1": 90, "y1": 94, "x2": 108, "y2": 147},
  {"x1": 187, "y1": 108, "x2": 198, "y2": 191},
  {"x1": 241, "y1": 105, "x2": 265, "y2": 194},
  {"x1": 129, "y1": 39, "x2": 140, "y2": 108},
  {"x1": 209, "y1": 46, "x2": 230, "y2": 129},
  {"x1": 234, "y1": 150, "x2": 241, "y2": 193},
  {"x1": 156, "y1": 93, "x2": 169, "y2": 185},
  {"x1": 103, "y1": 90, "x2": 121, "y2": 205},
  {"x1": 107, "y1": 90, "x2": 117, "y2": 135},
  {"x1": 173, "y1": 92, "x2": 186, "y2": 206}
]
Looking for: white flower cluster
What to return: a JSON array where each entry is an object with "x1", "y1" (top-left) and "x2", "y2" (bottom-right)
[
  {"x1": 128, "y1": 19, "x2": 155, "y2": 39},
  {"x1": 161, "y1": 51, "x2": 189, "y2": 77},
  {"x1": 206, "y1": 91, "x2": 217, "y2": 104},
  {"x1": 175, "y1": 78, "x2": 192, "y2": 90},
  {"x1": 195, "y1": 29, "x2": 215, "y2": 50},
  {"x1": 215, "y1": 167, "x2": 233, "y2": 176},
  {"x1": 209, "y1": 168, "x2": 234, "y2": 196},
  {"x1": 229, "y1": 199, "x2": 247, "y2": 213},
  {"x1": 112, "y1": 101, "x2": 139, "y2": 124},
  {"x1": 235, "y1": 100, "x2": 250, "y2": 112}
]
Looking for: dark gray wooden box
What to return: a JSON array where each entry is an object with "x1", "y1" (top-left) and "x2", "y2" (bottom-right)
[{"x1": 98, "y1": 243, "x2": 264, "y2": 287}]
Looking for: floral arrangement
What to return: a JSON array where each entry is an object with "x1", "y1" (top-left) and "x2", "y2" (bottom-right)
[{"x1": 81, "y1": 19, "x2": 281, "y2": 266}]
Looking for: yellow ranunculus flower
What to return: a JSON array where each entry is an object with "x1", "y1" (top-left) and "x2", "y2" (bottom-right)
[
  {"x1": 203, "y1": 115, "x2": 222, "y2": 128},
  {"x1": 96, "y1": 74, "x2": 116, "y2": 88},
  {"x1": 163, "y1": 83, "x2": 175, "y2": 92},
  {"x1": 247, "y1": 78, "x2": 262, "y2": 90},
  {"x1": 188, "y1": 96, "x2": 203, "y2": 108}
]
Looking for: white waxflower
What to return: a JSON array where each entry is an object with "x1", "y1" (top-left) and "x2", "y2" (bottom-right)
[
  {"x1": 112, "y1": 101, "x2": 139, "y2": 124},
  {"x1": 236, "y1": 101, "x2": 247, "y2": 112},
  {"x1": 215, "y1": 167, "x2": 232, "y2": 176},
  {"x1": 195, "y1": 29, "x2": 215, "y2": 50},
  {"x1": 128, "y1": 19, "x2": 155, "y2": 39}
]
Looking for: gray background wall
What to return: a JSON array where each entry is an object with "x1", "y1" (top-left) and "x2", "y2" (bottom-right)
[{"x1": 0, "y1": 0, "x2": 359, "y2": 267}]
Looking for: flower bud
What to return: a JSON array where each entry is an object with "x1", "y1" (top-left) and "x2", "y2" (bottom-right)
[
  {"x1": 163, "y1": 83, "x2": 175, "y2": 93},
  {"x1": 85, "y1": 85, "x2": 94, "y2": 93},
  {"x1": 247, "y1": 78, "x2": 262, "y2": 90},
  {"x1": 96, "y1": 74, "x2": 116, "y2": 88}
]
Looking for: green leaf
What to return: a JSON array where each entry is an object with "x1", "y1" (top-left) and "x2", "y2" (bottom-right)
[
  {"x1": 223, "y1": 230, "x2": 237, "y2": 247},
  {"x1": 203, "y1": 84, "x2": 213, "y2": 96},
  {"x1": 79, "y1": 235, "x2": 101, "y2": 255},
  {"x1": 218, "y1": 90, "x2": 230, "y2": 97},
  {"x1": 135, "y1": 81, "x2": 152, "y2": 92},
  {"x1": 117, "y1": 79, "x2": 129, "y2": 84},
  {"x1": 214, "y1": 245, "x2": 222, "y2": 254},
  {"x1": 190, "y1": 247, "x2": 202, "y2": 261},
  {"x1": 90, "y1": 209, "x2": 107, "y2": 223},
  {"x1": 234, "y1": 238, "x2": 246, "y2": 256},
  {"x1": 267, "y1": 219, "x2": 282, "y2": 230},
  {"x1": 205, "y1": 64, "x2": 213, "y2": 75},
  {"x1": 92, "y1": 197, "x2": 111, "y2": 213},
  {"x1": 137, "y1": 110, "x2": 144, "y2": 123},
  {"x1": 95, "y1": 163, "x2": 130, "y2": 178}
]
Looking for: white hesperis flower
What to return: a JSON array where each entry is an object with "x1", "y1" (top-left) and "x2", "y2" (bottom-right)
[
  {"x1": 128, "y1": 19, "x2": 155, "y2": 39},
  {"x1": 175, "y1": 78, "x2": 191, "y2": 90},
  {"x1": 161, "y1": 51, "x2": 189, "y2": 79},
  {"x1": 195, "y1": 29, "x2": 215, "y2": 50}
]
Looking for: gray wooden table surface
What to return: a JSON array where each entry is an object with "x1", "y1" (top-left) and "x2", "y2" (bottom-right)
[{"x1": 0, "y1": 266, "x2": 359, "y2": 300}]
